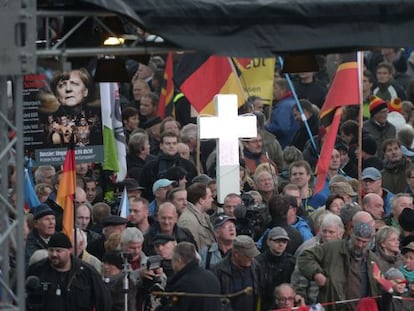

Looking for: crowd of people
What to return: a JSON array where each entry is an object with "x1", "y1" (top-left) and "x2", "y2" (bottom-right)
[{"x1": 10, "y1": 48, "x2": 414, "y2": 310}]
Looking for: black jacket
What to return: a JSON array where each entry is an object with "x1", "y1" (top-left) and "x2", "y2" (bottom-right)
[
  {"x1": 255, "y1": 250, "x2": 296, "y2": 311},
  {"x1": 26, "y1": 255, "x2": 112, "y2": 311},
  {"x1": 158, "y1": 260, "x2": 221, "y2": 311},
  {"x1": 212, "y1": 254, "x2": 261, "y2": 311},
  {"x1": 143, "y1": 223, "x2": 197, "y2": 255}
]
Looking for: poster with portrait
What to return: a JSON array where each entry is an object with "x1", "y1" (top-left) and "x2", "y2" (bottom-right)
[{"x1": 23, "y1": 68, "x2": 104, "y2": 165}]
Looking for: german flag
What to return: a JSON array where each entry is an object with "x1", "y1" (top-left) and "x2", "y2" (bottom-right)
[
  {"x1": 56, "y1": 135, "x2": 76, "y2": 238},
  {"x1": 158, "y1": 52, "x2": 175, "y2": 118},
  {"x1": 314, "y1": 53, "x2": 360, "y2": 194},
  {"x1": 175, "y1": 54, "x2": 246, "y2": 115}
]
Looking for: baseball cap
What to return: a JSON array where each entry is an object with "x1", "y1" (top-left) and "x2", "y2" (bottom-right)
[
  {"x1": 402, "y1": 242, "x2": 414, "y2": 254},
  {"x1": 233, "y1": 235, "x2": 260, "y2": 258},
  {"x1": 152, "y1": 179, "x2": 177, "y2": 194},
  {"x1": 330, "y1": 182, "x2": 357, "y2": 197},
  {"x1": 361, "y1": 167, "x2": 382, "y2": 181},
  {"x1": 267, "y1": 226, "x2": 290, "y2": 241},
  {"x1": 213, "y1": 215, "x2": 236, "y2": 230}
]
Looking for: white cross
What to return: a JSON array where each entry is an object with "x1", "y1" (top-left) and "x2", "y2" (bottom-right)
[{"x1": 199, "y1": 94, "x2": 257, "y2": 203}]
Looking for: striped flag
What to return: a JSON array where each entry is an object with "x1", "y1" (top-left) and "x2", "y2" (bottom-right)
[
  {"x1": 56, "y1": 134, "x2": 76, "y2": 238},
  {"x1": 119, "y1": 187, "x2": 130, "y2": 218},
  {"x1": 175, "y1": 54, "x2": 247, "y2": 115},
  {"x1": 314, "y1": 53, "x2": 360, "y2": 194},
  {"x1": 158, "y1": 52, "x2": 175, "y2": 118},
  {"x1": 101, "y1": 82, "x2": 127, "y2": 182},
  {"x1": 24, "y1": 168, "x2": 40, "y2": 211}
]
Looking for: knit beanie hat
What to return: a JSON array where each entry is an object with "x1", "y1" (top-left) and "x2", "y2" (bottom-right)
[
  {"x1": 399, "y1": 207, "x2": 414, "y2": 232},
  {"x1": 369, "y1": 96, "x2": 388, "y2": 117},
  {"x1": 48, "y1": 232, "x2": 72, "y2": 249},
  {"x1": 33, "y1": 203, "x2": 55, "y2": 220},
  {"x1": 384, "y1": 267, "x2": 406, "y2": 281},
  {"x1": 353, "y1": 222, "x2": 373, "y2": 238},
  {"x1": 388, "y1": 98, "x2": 402, "y2": 113}
]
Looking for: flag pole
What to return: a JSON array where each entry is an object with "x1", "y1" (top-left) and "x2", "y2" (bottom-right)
[{"x1": 357, "y1": 51, "x2": 364, "y2": 204}]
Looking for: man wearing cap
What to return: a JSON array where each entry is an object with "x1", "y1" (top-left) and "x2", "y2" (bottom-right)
[
  {"x1": 26, "y1": 232, "x2": 112, "y2": 311},
  {"x1": 26, "y1": 203, "x2": 56, "y2": 265},
  {"x1": 362, "y1": 166, "x2": 394, "y2": 216},
  {"x1": 158, "y1": 242, "x2": 221, "y2": 311},
  {"x1": 363, "y1": 96, "x2": 396, "y2": 158},
  {"x1": 329, "y1": 181, "x2": 357, "y2": 204},
  {"x1": 178, "y1": 182, "x2": 216, "y2": 250},
  {"x1": 213, "y1": 235, "x2": 261, "y2": 311},
  {"x1": 255, "y1": 227, "x2": 296, "y2": 311},
  {"x1": 298, "y1": 222, "x2": 381, "y2": 310},
  {"x1": 381, "y1": 138, "x2": 411, "y2": 194},
  {"x1": 149, "y1": 178, "x2": 177, "y2": 218},
  {"x1": 122, "y1": 177, "x2": 145, "y2": 198},
  {"x1": 199, "y1": 215, "x2": 237, "y2": 270},
  {"x1": 140, "y1": 132, "x2": 197, "y2": 201},
  {"x1": 153, "y1": 233, "x2": 177, "y2": 278},
  {"x1": 87, "y1": 215, "x2": 128, "y2": 260}
]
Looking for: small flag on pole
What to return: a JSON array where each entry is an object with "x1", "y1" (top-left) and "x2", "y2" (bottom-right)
[
  {"x1": 24, "y1": 168, "x2": 40, "y2": 211},
  {"x1": 119, "y1": 187, "x2": 130, "y2": 218}
]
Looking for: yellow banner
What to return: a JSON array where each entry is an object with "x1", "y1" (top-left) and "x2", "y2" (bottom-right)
[{"x1": 240, "y1": 58, "x2": 275, "y2": 105}]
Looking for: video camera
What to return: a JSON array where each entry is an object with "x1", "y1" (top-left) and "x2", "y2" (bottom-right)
[{"x1": 234, "y1": 192, "x2": 267, "y2": 241}]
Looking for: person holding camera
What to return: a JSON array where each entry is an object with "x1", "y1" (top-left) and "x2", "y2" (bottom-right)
[{"x1": 120, "y1": 227, "x2": 166, "y2": 311}]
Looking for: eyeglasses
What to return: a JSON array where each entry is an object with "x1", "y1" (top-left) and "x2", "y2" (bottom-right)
[{"x1": 276, "y1": 296, "x2": 295, "y2": 303}]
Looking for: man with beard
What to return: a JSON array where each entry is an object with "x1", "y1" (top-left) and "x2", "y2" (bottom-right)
[
  {"x1": 26, "y1": 232, "x2": 112, "y2": 311},
  {"x1": 298, "y1": 222, "x2": 381, "y2": 311}
]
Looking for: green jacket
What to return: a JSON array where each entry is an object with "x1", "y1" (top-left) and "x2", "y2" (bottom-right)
[{"x1": 298, "y1": 239, "x2": 381, "y2": 311}]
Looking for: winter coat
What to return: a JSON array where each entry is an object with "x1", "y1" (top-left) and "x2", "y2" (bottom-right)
[
  {"x1": 298, "y1": 239, "x2": 381, "y2": 311},
  {"x1": 381, "y1": 157, "x2": 411, "y2": 194},
  {"x1": 363, "y1": 119, "x2": 396, "y2": 158},
  {"x1": 26, "y1": 255, "x2": 112, "y2": 311},
  {"x1": 157, "y1": 260, "x2": 221, "y2": 311},
  {"x1": 177, "y1": 203, "x2": 216, "y2": 250}
]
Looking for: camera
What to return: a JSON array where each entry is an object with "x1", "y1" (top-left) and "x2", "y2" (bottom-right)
[
  {"x1": 146, "y1": 255, "x2": 162, "y2": 271},
  {"x1": 234, "y1": 193, "x2": 268, "y2": 241}
]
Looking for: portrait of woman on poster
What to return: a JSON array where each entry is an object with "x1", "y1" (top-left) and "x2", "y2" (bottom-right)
[{"x1": 50, "y1": 68, "x2": 92, "y2": 118}]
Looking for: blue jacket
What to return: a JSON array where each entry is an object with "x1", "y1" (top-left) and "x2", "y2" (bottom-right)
[
  {"x1": 266, "y1": 96, "x2": 298, "y2": 148},
  {"x1": 292, "y1": 216, "x2": 314, "y2": 241}
]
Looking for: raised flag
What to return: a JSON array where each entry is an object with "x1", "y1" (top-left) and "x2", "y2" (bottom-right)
[
  {"x1": 314, "y1": 53, "x2": 360, "y2": 194},
  {"x1": 56, "y1": 134, "x2": 76, "y2": 238},
  {"x1": 119, "y1": 187, "x2": 130, "y2": 218},
  {"x1": 24, "y1": 168, "x2": 40, "y2": 211},
  {"x1": 101, "y1": 82, "x2": 127, "y2": 182},
  {"x1": 175, "y1": 54, "x2": 247, "y2": 115},
  {"x1": 158, "y1": 52, "x2": 175, "y2": 118}
]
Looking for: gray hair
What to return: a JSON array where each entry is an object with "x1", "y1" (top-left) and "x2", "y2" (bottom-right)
[
  {"x1": 320, "y1": 213, "x2": 345, "y2": 238},
  {"x1": 375, "y1": 226, "x2": 400, "y2": 247},
  {"x1": 120, "y1": 227, "x2": 144, "y2": 245}
]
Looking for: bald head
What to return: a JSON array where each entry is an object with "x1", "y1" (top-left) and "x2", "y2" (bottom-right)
[
  {"x1": 75, "y1": 186, "x2": 88, "y2": 205},
  {"x1": 352, "y1": 211, "x2": 375, "y2": 232},
  {"x1": 361, "y1": 193, "x2": 384, "y2": 220}
]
